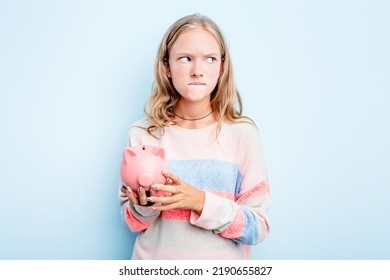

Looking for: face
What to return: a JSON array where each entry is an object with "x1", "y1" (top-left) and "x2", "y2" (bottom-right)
[{"x1": 167, "y1": 28, "x2": 223, "y2": 105}]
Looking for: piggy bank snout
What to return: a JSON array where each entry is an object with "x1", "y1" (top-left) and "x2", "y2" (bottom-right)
[{"x1": 138, "y1": 172, "x2": 154, "y2": 187}]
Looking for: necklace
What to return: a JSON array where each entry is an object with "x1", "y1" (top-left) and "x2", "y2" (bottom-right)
[{"x1": 173, "y1": 109, "x2": 213, "y2": 121}]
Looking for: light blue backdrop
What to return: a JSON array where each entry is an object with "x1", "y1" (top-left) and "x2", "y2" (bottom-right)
[{"x1": 1, "y1": 0, "x2": 389, "y2": 259}]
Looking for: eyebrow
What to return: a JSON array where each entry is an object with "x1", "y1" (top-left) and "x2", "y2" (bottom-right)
[{"x1": 173, "y1": 52, "x2": 221, "y2": 57}]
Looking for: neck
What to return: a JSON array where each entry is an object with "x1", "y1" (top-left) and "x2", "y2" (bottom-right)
[
  {"x1": 173, "y1": 102, "x2": 216, "y2": 129},
  {"x1": 173, "y1": 109, "x2": 213, "y2": 121}
]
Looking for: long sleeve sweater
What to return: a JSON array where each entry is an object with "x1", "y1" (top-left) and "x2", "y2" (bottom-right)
[{"x1": 119, "y1": 119, "x2": 270, "y2": 259}]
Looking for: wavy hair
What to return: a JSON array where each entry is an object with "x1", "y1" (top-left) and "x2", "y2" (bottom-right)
[{"x1": 144, "y1": 13, "x2": 253, "y2": 137}]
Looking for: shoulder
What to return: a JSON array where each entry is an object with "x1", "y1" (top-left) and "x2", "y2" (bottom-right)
[
  {"x1": 222, "y1": 119, "x2": 260, "y2": 138},
  {"x1": 220, "y1": 120, "x2": 264, "y2": 153},
  {"x1": 127, "y1": 118, "x2": 163, "y2": 146},
  {"x1": 130, "y1": 118, "x2": 152, "y2": 129},
  {"x1": 127, "y1": 119, "x2": 148, "y2": 137},
  {"x1": 125, "y1": 119, "x2": 149, "y2": 144}
]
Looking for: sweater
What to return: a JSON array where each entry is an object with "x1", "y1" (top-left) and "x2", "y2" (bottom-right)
[{"x1": 119, "y1": 119, "x2": 270, "y2": 259}]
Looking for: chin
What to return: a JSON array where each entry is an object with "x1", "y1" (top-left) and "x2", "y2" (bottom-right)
[{"x1": 180, "y1": 93, "x2": 211, "y2": 103}]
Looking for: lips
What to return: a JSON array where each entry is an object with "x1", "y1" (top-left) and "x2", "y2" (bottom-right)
[{"x1": 188, "y1": 82, "x2": 205, "y2": 85}]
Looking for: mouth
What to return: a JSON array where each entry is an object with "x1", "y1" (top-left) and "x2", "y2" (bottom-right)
[{"x1": 188, "y1": 82, "x2": 206, "y2": 86}]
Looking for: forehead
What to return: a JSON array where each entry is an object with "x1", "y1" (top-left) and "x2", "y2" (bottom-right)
[{"x1": 170, "y1": 27, "x2": 221, "y2": 55}]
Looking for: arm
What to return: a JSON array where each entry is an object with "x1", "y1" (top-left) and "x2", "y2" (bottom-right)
[
  {"x1": 119, "y1": 183, "x2": 160, "y2": 232},
  {"x1": 200, "y1": 125, "x2": 270, "y2": 244},
  {"x1": 190, "y1": 179, "x2": 270, "y2": 245}
]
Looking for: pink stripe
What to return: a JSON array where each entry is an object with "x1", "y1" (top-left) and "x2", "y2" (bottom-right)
[
  {"x1": 161, "y1": 208, "x2": 191, "y2": 220},
  {"x1": 208, "y1": 190, "x2": 235, "y2": 201},
  {"x1": 219, "y1": 209, "x2": 245, "y2": 239},
  {"x1": 125, "y1": 206, "x2": 152, "y2": 231},
  {"x1": 237, "y1": 179, "x2": 270, "y2": 201}
]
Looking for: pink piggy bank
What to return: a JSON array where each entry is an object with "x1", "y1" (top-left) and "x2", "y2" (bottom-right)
[{"x1": 120, "y1": 145, "x2": 169, "y2": 192}]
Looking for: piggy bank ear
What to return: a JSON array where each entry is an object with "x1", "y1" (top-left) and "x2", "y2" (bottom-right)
[
  {"x1": 123, "y1": 147, "x2": 138, "y2": 164},
  {"x1": 153, "y1": 147, "x2": 166, "y2": 159}
]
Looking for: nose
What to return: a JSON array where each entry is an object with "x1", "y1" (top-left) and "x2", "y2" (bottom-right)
[
  {"x1": 138, "y1": 172, "x2": 154, "y2": 187},
  {"x1": 191, "y1": 60, "x2": 203, "y2": 77}
]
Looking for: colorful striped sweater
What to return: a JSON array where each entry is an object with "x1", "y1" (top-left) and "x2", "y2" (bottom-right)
[{"x1": 119, "y1": 119, "x2": 270, "y2": 259}]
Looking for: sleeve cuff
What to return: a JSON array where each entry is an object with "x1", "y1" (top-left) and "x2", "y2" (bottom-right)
[
  {"x1": 133, "y1": 205, "x2": 160, "y2": 217},
  {"x1": 127, "y1": 203, "x2": 160, "y2": 223},
  {"x1": 190, "y1": 191, "x2": 237, "y2": 232}
]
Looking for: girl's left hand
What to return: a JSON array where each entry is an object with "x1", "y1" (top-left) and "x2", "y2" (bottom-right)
[{"x1": 147, "y1": 171, "x2": 205, "y2": 215}]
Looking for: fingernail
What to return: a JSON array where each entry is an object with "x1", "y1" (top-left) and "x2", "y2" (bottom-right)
[
  {"x1": 126, "y1": 186, "x2": 132, "y2": 194},
  {"x1": 166, "y1": 178, "x2": 173, "y2": 184},
  {"x1": 151, "y1": 184, "x2": 158, "y2": 191},
  {"x1": 138, "y1": 187, "x2": 144, "y2": 193},
  {"x1": 147, "y1": 197, "x2": 154, "y2": 202},
  {"x1": 161, "y1": 170, "x2": 168, "y2": 176}
]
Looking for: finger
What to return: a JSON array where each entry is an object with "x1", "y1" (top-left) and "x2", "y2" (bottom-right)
[
  {"x1": 123, "y1": 185, "x2": 138, "y2": 197},
  {"x1": 120, "y1": 186, "x2": 127, "y2": 198},
  {"x1": 150, "y1": 184, "x2": 157, "y2": 197},
  {"x1": 166, "y1": 177, "x2": 173, "y2": 185},
  {"x1": 150, "y1": 201, "x2": 182, "y2": 212},
  {"x1": 147, "y1": 195, "x2": 178, "y2": 205},
  {"x1": 161, "y1": 171, "x2": 181, "y2": 185},
  {"x1": 152, "y1": 184, "x2": 179, "y2": 194},
  {"x1": 169, "y1": 173, "x2": 181, "y2": 185},
  {"x1": 126, "y1": 187, "x2": 139, "y2": 206},
  {"x1": 138, "y1": 187, "x2": 148, "y2": 206}
]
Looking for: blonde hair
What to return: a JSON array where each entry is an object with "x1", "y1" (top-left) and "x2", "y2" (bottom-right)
[{"x1": 144, "y1": 13, "x2": 253, "y2": 136}]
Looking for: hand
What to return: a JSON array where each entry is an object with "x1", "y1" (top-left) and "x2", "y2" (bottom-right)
[
  {"x1": 120, "y1": 185, "x2": 158, "y2": 206},
  {"x1": 147, "y1": 171, "x2": 205, "y2": 214}
]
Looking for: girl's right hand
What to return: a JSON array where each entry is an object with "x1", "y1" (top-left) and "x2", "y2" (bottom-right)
[{"x1": 120, "y1": 185, "x2": 157, "y2": 206}]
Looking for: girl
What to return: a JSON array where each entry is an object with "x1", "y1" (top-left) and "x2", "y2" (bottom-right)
[{"x1": 119, "y1": 14, "x2": 270, "y2": 259}]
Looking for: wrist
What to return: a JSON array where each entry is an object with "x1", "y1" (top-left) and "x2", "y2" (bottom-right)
[{"x1": 194, "y1": 190, "x2": 205, "y2": 215}]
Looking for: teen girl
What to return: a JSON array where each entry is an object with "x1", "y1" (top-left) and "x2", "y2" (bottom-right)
[{"x1": 119, "y1": 14, "x2": 270, "y2": 259}]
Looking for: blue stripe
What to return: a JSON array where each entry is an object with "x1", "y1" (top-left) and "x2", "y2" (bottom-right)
[
  {"x1": 168, "y1": 159, "x2": 242, "y2": 194},
  {"x1": 232, "y1": 207, "x2": 259, "y2": 245}
]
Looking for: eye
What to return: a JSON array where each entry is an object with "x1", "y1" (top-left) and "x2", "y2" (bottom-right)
[
  {"x1": 206, "y1": 57, "x2": 217, "y2": 63},
  {"x1": 179, "y1": 56, "x2": 191, "y2": 62}
]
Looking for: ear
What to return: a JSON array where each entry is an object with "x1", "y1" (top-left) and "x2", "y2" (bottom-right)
[
  {"x1": 219, "y1": 57, "x2": 224, "y2": 76},
  {"x1": 123, "y1": 147, "x2": 138, "y2": 164},
  {"x1": 166, "y1": 66, "x2": 171, "y2": 78},
  {"x1": 153, "y1": 147, "x2": 166, "y2": 160},
  {"x1": 164, "y1": 58, "x2": 171, "y2": 78}
]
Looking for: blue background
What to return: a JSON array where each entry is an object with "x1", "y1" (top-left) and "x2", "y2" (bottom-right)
[{"x1": 1, "y1": 0, "x2": 389, "y2": 259}]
